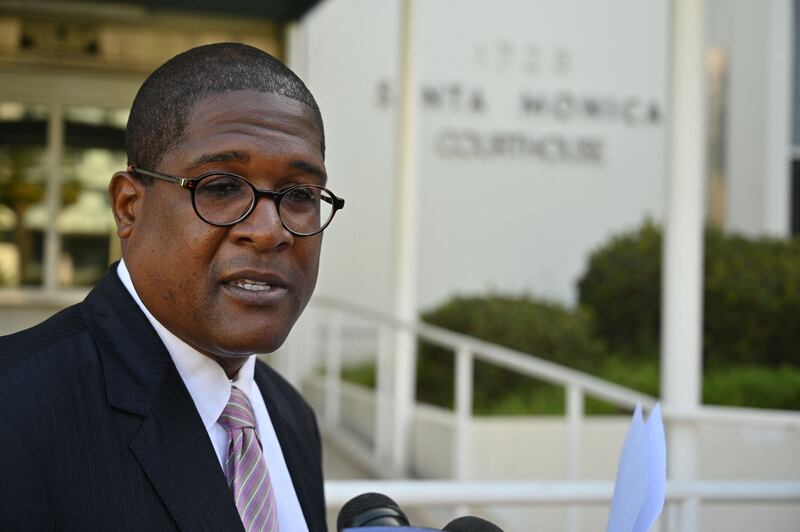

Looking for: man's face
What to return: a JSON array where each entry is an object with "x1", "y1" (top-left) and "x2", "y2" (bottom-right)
[{"x1": 122, "y1": 90, "x2": 325, "y2": 358}]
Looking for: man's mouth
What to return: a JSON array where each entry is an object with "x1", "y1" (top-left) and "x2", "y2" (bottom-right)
[
  {"x1": 220, "y1": 270, "x2": 290, "y2": 304},
  {"x1": 229, "y1": 279, "x2": 276, "y2": 292}
]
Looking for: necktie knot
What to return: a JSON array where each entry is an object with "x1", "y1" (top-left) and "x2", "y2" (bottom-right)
[{"x1": 218, "y1": 386, "x2": 256, "y2": 431}]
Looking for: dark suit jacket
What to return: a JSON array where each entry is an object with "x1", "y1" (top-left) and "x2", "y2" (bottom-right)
[{"x1": 0, "y1": 266, "x2": 326, "y2": 531}]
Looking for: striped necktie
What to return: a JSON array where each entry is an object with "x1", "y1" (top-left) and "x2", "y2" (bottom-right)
[{"x1": 219, "y1": 386, "x2": 279, "y2": 532}]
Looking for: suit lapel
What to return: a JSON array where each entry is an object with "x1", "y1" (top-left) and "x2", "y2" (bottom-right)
[
  {"x1": 129, "y1": 363, "x2": 244, "y2": 532},
  {"x1": 83, "y1": 266, "x2": 243, "y2": 532}
]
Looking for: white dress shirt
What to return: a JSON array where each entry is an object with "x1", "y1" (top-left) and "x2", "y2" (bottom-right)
[{"x1": 117, "y1": 260, "x2": 308, "y2": 532}]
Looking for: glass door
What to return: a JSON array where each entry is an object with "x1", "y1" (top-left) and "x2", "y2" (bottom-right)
[
  {"x1": 0, "y1": 101, "x2": 128, "y2": 292},
  {"x1": 0, "y1": 102, "x2": 49, "y2": 287}
]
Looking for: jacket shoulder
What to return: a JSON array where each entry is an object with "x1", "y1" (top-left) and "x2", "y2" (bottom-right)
[{"x1": 0, "y1": 303, "x2": 87, "y2": 374}]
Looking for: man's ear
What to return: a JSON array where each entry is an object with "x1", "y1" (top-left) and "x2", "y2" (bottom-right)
[{"x1": 109, "y1": 170, "x2": 145, "y2": 239}]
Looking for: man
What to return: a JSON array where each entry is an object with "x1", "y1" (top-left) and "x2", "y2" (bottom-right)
[{"x1": 0, "y1": 43, "x2": 343, "y2": 531}]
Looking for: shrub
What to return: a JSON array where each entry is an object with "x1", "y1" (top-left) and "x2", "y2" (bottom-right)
[
  {"x1": 703, "y1": 365, "x2": 800, "y2": 409},
  {"x1": 340, "y1": 223, "x2": 800, "y2": 414},
  {"x1": 578, "y1": 222, "x2": 800, "y2": 367},
  {"x1": 417, "y1": 295, "x2": 605, "y2": 411},
  {"x1": 343, "y1": 357, "x2": 800, "y2": 414},
  {"x1": 704, "y1": 231, "x2": 800, "y2": 366},
  {"x1": 577, "y1": 221, "x2": 662, "y2": 358}
]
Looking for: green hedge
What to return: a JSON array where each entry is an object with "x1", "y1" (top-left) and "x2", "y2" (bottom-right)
[
  {"x1": 578, "y1": 222, "x2": 800, "y2": 367},
  {"x1": 576, "y1": 222, "x2": 662, "y2": 359},
  {"x1": 704, "y1": 364, "x2": 800, "y2": 410},
  {"x1": 416, "y1": 295, "x2": 605, "y2": 411},
  {"x1": 340, "y1": 223, "x2": 800, "y2": 414},
  {"x1": 344, "y1": 353, "x2": 800, "y2": 414}
]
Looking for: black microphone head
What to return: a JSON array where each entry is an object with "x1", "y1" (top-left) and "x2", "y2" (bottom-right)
[
  {"x1": 442, "y1": 515, "x2": 504, "y2": 532},
  {"x1": 337, "y1": 492, "x2": 411, "y2": 531}
]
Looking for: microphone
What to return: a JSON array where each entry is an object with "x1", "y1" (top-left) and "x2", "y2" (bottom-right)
[
  {"x1": 337, "y1": 492, "x2": 411, "y2": 531},
  {"x1": 442, "y1": 516, "x2": 504, "y2": 532},
  {"x1": 337, "y1": 492, "x2": 504, "y2": 532}
]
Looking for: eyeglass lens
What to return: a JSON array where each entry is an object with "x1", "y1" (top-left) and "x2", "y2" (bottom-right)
[{"x1": 193, "y1": 174, "x2": 334, "y2": 234}]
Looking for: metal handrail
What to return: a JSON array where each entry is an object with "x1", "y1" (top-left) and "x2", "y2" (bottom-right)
[
  {"x1": 305, "y1": 295, "x2": 800, "y2": 532},
  {"x1": 324, "y1": 479, "x2": 800, "y2": 507},
  {"x1": 310, "y1": 295, "x2": 655, "y2": 409},
  {"x1": 309, "y1": 295, "x2": 800, "y2": 428}
]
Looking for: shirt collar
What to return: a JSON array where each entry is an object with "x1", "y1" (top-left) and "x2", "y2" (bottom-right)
[{"x1": 116, "y1": 259, "x2": 257, "y2": 431}]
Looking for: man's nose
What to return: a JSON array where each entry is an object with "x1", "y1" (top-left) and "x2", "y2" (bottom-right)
[{"x1": 228, "y1": 196, "x2": 293, "y2": 250}]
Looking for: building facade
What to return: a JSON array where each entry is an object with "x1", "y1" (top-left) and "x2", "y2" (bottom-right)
[{"x1": 0, "y1": 0, "x2": 796, "y2": 333}]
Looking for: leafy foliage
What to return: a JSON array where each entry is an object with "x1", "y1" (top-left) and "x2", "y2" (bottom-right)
[
  {"x1": 340, "y1": 222, "x2": 800, "y2": 414},
  {"x1": 578, "y1": 222, "x2": 800, "y2": 367},
  {"x1": 416, "y1": 295, "x2": 605, "y2": 412},
  {"x1": 342, "y1": 357, "x2": 800, "y2": 415}
]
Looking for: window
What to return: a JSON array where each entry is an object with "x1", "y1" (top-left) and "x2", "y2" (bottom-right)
[
  {"x1": 0, "y1": 102, "x2": 49, "y2": 287},
  {"x1": 0, "y1": 102, "x2": 126, "y2": 291}
]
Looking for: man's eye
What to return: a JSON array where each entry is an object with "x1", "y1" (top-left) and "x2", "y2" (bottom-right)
[
  {"x1": 198, "y1": 176, "x2": 245, "y2": 197},
  {"x1": 285, "y1": 187, "x2": 317, "y2": 203}
]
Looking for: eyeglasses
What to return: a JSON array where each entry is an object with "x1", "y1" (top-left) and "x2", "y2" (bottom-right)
[{"x1": 130, "y1": 166, "x2": 345, "y2": 237}]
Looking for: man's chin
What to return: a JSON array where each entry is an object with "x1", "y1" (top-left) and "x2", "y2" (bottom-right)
[
  {"x1": 210, "y1": 334, "x2": 290, "y2": 358},
  {"x1": 200, "y1": 335, "x2": 288, "y2": 377}
]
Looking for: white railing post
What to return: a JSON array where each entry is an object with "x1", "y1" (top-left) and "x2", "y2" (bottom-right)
[
  {"x1": 662, "y1": 502, "x2": 677, "y2": 532},
  {"x1": 454, "y1": 345, "x2": 474, "y2": 518},
  {"x1": 566, "y1": 384, "x2": 584, "y2": 478},
  {"x1": 325, "y1": 312, "x2": 343, "y2": 430},
  {"x1": 392, "y1": 329, "x2": 417, "y2": 476},
  {"x1": 565, "y1": 384, "x2": 585, "y2": 532},
  {"x1": 375, "y1": 325, "x2": 394, "y2": 469},
  {"x1": 672, "y1": 421, "x2": 699, "y2": 532},
  {"x1": 454, "y1": 345, "x2": 474, "y2": 480},
  {"x1": 678, "y1": 496, "x2": 699, "y2": 532}
]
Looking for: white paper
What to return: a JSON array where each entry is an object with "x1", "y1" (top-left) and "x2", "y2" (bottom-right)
[
  {"x1": 633, "y1": 403, "x2": 666, "y2": 532},
  {"x1": 606, "y1": 403, "x2": 667, "y2": 532}
]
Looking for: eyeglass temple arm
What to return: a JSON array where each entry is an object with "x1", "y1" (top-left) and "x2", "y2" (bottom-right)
[
  {"x1": 129, "y1": 166, "x2": 192, "y2": 188},
  {"x1": 324, "y1": 195, "x2": 345, "y2": 210}
]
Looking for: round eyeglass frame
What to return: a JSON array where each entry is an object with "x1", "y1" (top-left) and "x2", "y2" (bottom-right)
[{"x1": 130, "y1": 166, "x2": 345, "y2": 237}]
